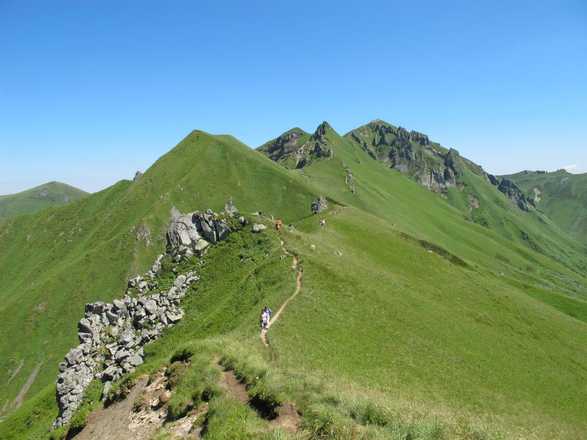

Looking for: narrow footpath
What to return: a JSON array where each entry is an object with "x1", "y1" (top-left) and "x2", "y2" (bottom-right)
[{"x1": 260, "y1": 241, "x2": 303, "y2": 347}]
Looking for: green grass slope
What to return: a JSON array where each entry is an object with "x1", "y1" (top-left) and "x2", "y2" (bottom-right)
[
  {"x1": 1, "y1": 126, "x2": 587, "y2": 439},
  {"x1": 268, "y1": 123, "x2": 587, "y2": 298},
  {"x1": 505, "y1": 169, "x2": 587, "y2": 242},
  {"x1": 0, "y1": 130, "x2": 318, "y2": 419},
  {"x1": 0, "y1": 182, "x2": 88, "y2": 219}
]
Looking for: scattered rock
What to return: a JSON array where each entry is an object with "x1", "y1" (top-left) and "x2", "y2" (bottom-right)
[
  {"x1": 252, "y1": 223, "x2": 267, "y2": 233},
  {"x1": 136, "y1": 224, "x2": 151, "y2": 246},
  {"x1": 224, "y1": 198, "x2": 239, "y2": 217},
  {"x1": 311, "y1": 196, "x2": 328, "y2": 214},
  {"x1": 344, "y1": 167, "x2": 356, "y2": 194},
  {"x1": 53, "y1": 208, "x2": 231, "y2": 428}
]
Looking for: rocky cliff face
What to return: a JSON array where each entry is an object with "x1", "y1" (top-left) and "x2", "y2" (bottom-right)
[
  {"x1": 345, "y1": 120, "x2": 460, "y2": 192},
  {"x1": 258, "y1": 122, "x2": 334, "y2": 169},
  {"x1": 259, "y1": 119, "x2": 533, "y2": 213},
  {"x1": 257, "y1": 128, "x2": 309, "y2": 163},
  {"x1": 485, "y1": 174, "x2": 534, "y2": 211},
  {"x1": 345, "y1": 120, "x2": 534, "y2": 211},
  {"x1": 53, "y1": 208, "x2": 234, "y2": 427}
]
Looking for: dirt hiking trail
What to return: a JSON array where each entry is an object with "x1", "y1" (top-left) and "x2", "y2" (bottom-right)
[
  {"x1": 75, "y1": 370, "x2": 206, "y2": 439},
  {"x1": 261, "y1": 240, "x2": 302, "y2": 347},
  {"x1": 219, "y1": 365, "x2": 301, "y2": 433}
]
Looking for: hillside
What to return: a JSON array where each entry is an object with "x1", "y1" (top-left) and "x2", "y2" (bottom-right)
[
  {"x1": 505, "y1": 169, "x2": 587, "y2": 242},
  {"x1": 0, "y1": 182, "x2": 88, "y2": 219},
  {"x1": 0, "y1": 131, "x2": 317, "y2": 422},
  {"x1": 1, "y1": 124, "x2": 586, "y2": 439}
]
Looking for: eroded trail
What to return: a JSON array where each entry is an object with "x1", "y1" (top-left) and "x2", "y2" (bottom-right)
[
  {"x1": 219, "y1": 364, "x2": 301, "y2": 433},
  {"x1": 261, "y1": 241, "x2": 302, "y2": 347}
]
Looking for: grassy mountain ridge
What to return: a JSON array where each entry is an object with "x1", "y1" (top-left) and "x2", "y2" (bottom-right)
[
  {"x1": 1, "y1": 125, "x2": 587, "y2": 438},
  {"x1": 0, "y1": 182, "x2": 88, "y2": 220},
  {"x1": 505, "y1": 169, "x2": 587, "y2": 242},
  {"x1": 260, "y1": 121, "x2": 587, "y2": 285},
  {"x1": 0, "y1": 130, "x2": 318, "y2": 419}
]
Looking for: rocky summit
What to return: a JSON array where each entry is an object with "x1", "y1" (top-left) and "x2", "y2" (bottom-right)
[{"x1": 258, "y1": 122, "x2": 334, "y2": 169}]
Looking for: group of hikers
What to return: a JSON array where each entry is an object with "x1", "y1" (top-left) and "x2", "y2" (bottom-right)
[{"x1": 260, "y1": 305, "x2": 273, "y2": 330}]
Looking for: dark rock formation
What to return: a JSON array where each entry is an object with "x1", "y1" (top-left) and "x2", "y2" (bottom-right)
[
  {"x1": 258, "y1": 122, "x2": 334, "y2": 169},
  {"x1": 293, "y1": 122, "x2": 334, "y2": 169},
  {"x1": 311, "y1": 196, "x2": 328, "y2": 214},
  {"x1": 257, "y1": 128, "x2": 308, "y2": 162},
  {"x1": 496, "y1": 178, "x2": 534, "y2": 211},
  {"x1": 345, "y1": 120, "x2": 459, "y2": 192},
  {"x1": 485, "y1": 174, "x2": 534, "y2": 211}
]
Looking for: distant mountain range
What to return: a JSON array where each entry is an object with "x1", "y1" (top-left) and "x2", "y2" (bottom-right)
[{"x1": 0, "y1": 181, "x2": 88, "y2": 220}]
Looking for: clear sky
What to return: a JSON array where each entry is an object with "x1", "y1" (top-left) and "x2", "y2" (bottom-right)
[{"x1": 1, "y1": 0, "x2": 586, "y2": 194}]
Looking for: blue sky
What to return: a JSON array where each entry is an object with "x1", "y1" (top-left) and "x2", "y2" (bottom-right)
[{"x1": 1, "y1": 0, "x2": 585, "y2": 194}]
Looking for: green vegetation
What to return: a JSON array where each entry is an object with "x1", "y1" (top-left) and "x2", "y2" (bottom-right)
[
  {"x1": 0, "y1": 181, "x2": 88, "y2": 220},
  {"x1": 1, "y1": 123, "x2": 586, "y2": 438},
  {"x1": 505, "y1": 169, "x2": 587, "y2": 242}
]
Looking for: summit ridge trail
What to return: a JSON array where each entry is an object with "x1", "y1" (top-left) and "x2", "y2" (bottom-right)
[{"x1": 261, "y1": 241, "x2": 302, "y2": 347}]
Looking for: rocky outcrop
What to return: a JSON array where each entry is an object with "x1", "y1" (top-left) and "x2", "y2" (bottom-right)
[
  {"x1": 311, "y1": 196, "x2": 328, "y2": 214},
  {"x1": 345, "y1": 120, "x2": 459, "y2": 192},
  {"x1": 346, "y1": 120, "x2": 534, "y2": 212},
  {"x1": 258, "y1": 122, "x2": 334, "y2": 169},
  {"x1": 496, "y1": 178, "x2": 534, "y2": 211},
  {"x1": 166, "y1": 209, "x2": 231, "y2": 261},
  {"x1": 485, "y1": 175, "x2": 534, "y2": 211},
  {"x1": 53, "y1": 208, "x2": 232, "y2": 428},
  {"x1": 292, "y1": 122, "x2": 334, "y2": 169},
  {"x1": 257, "y1": 128, "x2": 309, "y2": 162},
  {"x1": 344, "y1": 166, "x2": 356, "y2": 194}
]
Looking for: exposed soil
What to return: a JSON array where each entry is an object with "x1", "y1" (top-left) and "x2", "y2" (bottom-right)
[
  {"x1": 220, "y1": 366, "x2": 301, "y2": 434},
  {"x1": 74, "y1": 377, "x2": 158, "y2": 440},
  {"x1": 219, "y1": 369, "x2": 249, "y2": 403},
  {"x1": 74, "y1": 369, "x2": 205, "y2": 439},
  {"x1": 271, "y1": 402, "x2": 301, "y2": 433}
]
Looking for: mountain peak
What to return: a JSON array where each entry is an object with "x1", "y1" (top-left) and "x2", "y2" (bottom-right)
[
  {"x1": 0, "y1": 181, "x2": 88, "y2": 219},
  {"x1": 258, "y1": 122, "x2": 338, "y2": 169},
  {"x1": 316, "y1": 120, "x2": 332, "y2": 129},
  {"x1": 366, "y1": 119, "x2": 395, "y2": 129}
]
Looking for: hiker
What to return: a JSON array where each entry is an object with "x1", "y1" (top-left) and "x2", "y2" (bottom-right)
[
  {"x1": 260, "y1": 306, "x2": 272, "y2": 330},
  {"x1": 260, "y1": 310, "x2": 269, "y2": 330},
  {"x1": 263, "y1": 305, "x2": 272, "y2": 319},
  {"x1": 320, "y1": 219, "x2": 326, "y2": 227}
]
